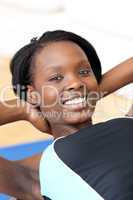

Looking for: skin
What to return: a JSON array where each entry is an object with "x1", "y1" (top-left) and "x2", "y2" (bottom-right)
[
  {"x1": 0, "y1": 99, "x2": 50, "y2": 132},
  {"x1": 28, "y1": 42, "x2": 133, "y2": 138},
  {"x1": 28, "y1": 41, "x2": 100, "y2": 138},
  {"x1": 99, "y1": 57, "x2": 133, "y2": 95},
  {"x1": 0, "y1": 39, "x2": 133, "y2": 199},
  {"x1": 0, "y1": 157, "x2": 43, "y2": 200}
]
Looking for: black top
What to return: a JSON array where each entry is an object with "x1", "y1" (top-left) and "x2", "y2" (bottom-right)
[
  {"x1": 43, "y1": 118, "x2": 133, "y2": 200},
  {"x1": 53, "y1": 118, "x2": 133, "y2": 200}
]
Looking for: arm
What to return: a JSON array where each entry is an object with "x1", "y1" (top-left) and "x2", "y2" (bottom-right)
[
  {"x1": 0, "y1": 99, "x2": 25, "y2": 125},
  {"x1": 0, "y1": 99, "x2": 47, "y2": 198},
  {"x1": 99, "y1": 57, "x2": 133, "y2": 97},
  {"x1": 0, "y1": 100, "x2": 47, "y2": 198},
  {"x1": 0, "y1": 157, "x2": 43, "y2": 200},
  {"x1": 14, "y1": 154, "x2": 42, "y2": 172},
  {"x1": 0, "y1": 99, "x2": 50, "y2": 132}
]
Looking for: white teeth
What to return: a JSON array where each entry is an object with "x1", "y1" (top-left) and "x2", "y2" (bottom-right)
[{"x1": 64, "y1": 97, "x2": 85, "y2": 105}]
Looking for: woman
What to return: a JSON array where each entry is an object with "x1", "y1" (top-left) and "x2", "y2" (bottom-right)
[{"x1": 1, "y1": 30, "x2": 133, "y2": 199}]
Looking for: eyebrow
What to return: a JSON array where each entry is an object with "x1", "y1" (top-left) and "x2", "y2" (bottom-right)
[
  {"x1": 44, "y1": 60, "x2": 91, "y2": 71},
  {"x1": 75, "y1": 60, "x2": 91, "y2": 69},
  {"x1": 78, "y1": 60, "x2": 91, "y2": 66},
  {"x1": 44, "y1": 65, "x2": 62, "y2": 71}
]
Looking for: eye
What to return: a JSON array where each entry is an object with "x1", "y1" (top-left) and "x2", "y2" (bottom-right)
[
  {"x1": 49, "y1": 74, "x2": 63, "y2": 82},
  {"x1": 79, "y1": 67, "x2": 93, "y2": 76}
]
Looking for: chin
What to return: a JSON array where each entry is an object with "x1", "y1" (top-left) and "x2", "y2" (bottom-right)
[{"x1": 63, "y1": 109, "x2": 94, "y2": 125}]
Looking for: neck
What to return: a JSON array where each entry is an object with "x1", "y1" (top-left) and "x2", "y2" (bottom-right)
[{"x1": 50, "y1": 119, "x2": 92, "y2": 139}]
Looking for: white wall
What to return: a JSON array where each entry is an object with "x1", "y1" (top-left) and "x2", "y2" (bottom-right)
[{"x1": 0, "y1": 0, "x2": 132, "y2": 97}]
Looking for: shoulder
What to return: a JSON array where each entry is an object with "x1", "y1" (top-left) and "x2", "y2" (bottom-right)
[
  {"x1": 104, "y1": 117, "x2": 133, "y2": 128},
  {"x1": 83, "y1": 117, "x2": 133, "y2": 135},
  {"x1": 101, "y1": 117, "x2": 133, "y2": 136}
]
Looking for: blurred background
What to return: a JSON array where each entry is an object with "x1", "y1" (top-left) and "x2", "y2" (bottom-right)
[
  {"x1": 0, "y1": 0, "x2": 132, "y2": 199},
  {"x1": 0, "y1": 0, "x2": 133, "y2": 147}
]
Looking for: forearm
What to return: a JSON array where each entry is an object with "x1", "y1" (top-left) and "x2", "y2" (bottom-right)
[
  {"x1": 0, "y1": 99, "x2": 51, "y2": 133},
  {"x1": 13, "y1": 154, "x2": 43, "y2": 199},
  {"x1": 0, "y1": 156, "x2": 42, "y2": 200},
  {"x1": 99, "y1": 57, "x2": 133, "y2": 97},
  {"x1": 14, "y1": 153, "x2": 42, "y2": 172},
  {"x1": 0, "y1": 99, "x2": 26, "y2": 126}
]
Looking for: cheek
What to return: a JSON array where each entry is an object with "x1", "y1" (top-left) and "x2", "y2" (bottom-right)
[
  {"x1": 39, "y1": 86, "x2": 65, "y2": 124},
  {"x1": 39, "y1": 85, "x2": 59, "y2": 107},
  {"x1": 84, "y1": 78, "x2": 99, "y2": 105},
  {"x1": 84, "y1": 77, "x2": 99, "y2": 92}
]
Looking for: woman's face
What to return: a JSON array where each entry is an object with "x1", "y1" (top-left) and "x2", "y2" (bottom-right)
[{"x1": 30, "y1": 41, "x2": 99, "y2": 127}]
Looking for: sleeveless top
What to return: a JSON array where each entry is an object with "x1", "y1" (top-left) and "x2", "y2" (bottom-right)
[{"x1": 40, "y1": 118, "x2": 133, "y2": 200}]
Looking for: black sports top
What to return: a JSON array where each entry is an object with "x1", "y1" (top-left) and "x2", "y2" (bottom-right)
[{"x1": 40, "y1": 118, "x2": 133, "y2": 200}]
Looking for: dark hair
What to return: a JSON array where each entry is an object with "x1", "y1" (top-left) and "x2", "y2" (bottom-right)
[{"x1": 10, "y1": 30, "x2": 102, "y2": 100}]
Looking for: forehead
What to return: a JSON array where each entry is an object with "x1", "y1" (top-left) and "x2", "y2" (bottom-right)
[{"x1": 34, "y1": 41, "x2": 89, "y2": 69}]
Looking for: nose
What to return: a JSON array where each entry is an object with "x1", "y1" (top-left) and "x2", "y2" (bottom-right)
[{"x1": 65, "y1": 75, "x2": 84, "y2": 91}]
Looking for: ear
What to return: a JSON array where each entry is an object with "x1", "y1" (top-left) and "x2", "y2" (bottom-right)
[{"x1": 27, "y1": 85, "x2": 41, "y2": 106}]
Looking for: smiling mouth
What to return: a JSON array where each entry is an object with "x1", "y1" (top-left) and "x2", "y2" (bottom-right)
[
  {"x1": 63, "y1": 96, "x2": 86, "y2": 105},
  {"x1": 61, "y1": 96, "x2": 88, "y2": 111}
]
